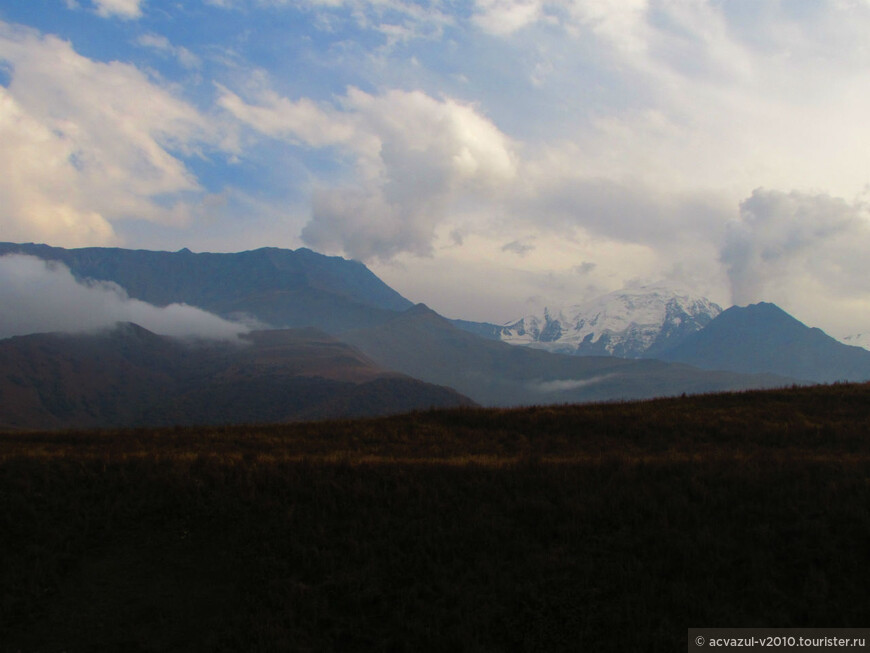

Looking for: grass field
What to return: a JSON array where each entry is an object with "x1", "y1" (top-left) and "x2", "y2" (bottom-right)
[{"x1": 2, "y1": 383, "x2": 870, "y2": 651}]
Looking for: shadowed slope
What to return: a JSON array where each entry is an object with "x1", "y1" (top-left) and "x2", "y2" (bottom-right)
[
  {"x1": 0, "y1": 324, "x2": 474, "y2": 430},
  {"x1": 660, "y1": 302, "x2": 870, "y2": 382}
]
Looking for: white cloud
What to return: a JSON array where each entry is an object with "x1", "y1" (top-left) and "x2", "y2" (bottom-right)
[
  {"x1": 208, "y1": 0, "x2": 452, "y2": 43},
  {"x1": 472, "y1": 0, "x2": 650, "y2": 45},
  {"x1": 217, "y1": 84, "x2": 356, "y2": 148},
  {"x1": 221, "y1": 84, "x2": 518, "y2": 260},
  {"x1": 720, "y1": 188, "x2": 870, "y2": 335},
  {"x1": 136, "y1": 33, "x2": 201, "y2": 69},
  {"x1": 722, "y1": 189, "x2": 870, "y2": 303},
  {"x1": 0, "y1": 22, "x2": 228, "y2": 247},
  {"x1": 472, "y1": 0, "x2": 546, "y2": 35},
  {"x1": 0, "y1": 255, "x2": 249, "y2": 340},
  {"x1": 65, "y1": 0, "x2": 145, "y2": 19},
  {"x1": 16, "y1": 1, "x2": 870, "y2": 338},
  {"x1": 92, "y1": 0, "x2": 145, "y2": 19},
  {"x1": 473, "y1": 1, "x2": 870, "y2": 203},
  {"x1": 529, "y1": 375, "x2": 617, "y2": 394}
]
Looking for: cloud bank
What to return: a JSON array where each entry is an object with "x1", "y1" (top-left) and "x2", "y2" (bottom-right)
[
  {"x1": 5, "y1": 2, "x2": 870, "y2": 335},
  {"x1": 0, "y1": 255, "x2": 249, "y2": 341}
]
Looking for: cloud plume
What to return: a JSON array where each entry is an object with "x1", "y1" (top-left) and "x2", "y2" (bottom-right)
[
  {"x1": 0, "y1": 255, "x2": 249, "y2": 341},
  {"x1": 721, "y1": 189, "x2": 868, "y2": 306}
]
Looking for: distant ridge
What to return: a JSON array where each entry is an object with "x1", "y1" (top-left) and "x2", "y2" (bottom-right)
[
  {"x1": 0, "y1": 323, "x2": 475, "y2": 430},
  {"x1": 0, "y1": 242, "x2": 413, "y2": 333},
  {"x1": 660, "y1": 302, "x2": 870, "y2": 383},
  {"x1": 340, "y1": 303, "x2": 793, "y2": 407}
]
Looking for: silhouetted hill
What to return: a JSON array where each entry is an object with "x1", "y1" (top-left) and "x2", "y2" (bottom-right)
[
  {"x1": 660, "y1": 302, "x2": 870, "y2": 382},
  {"x1": 340, "y1": 304, "x2": 793, "y2": 407},
  {"x1": 0, "y1": 324, "x2": 474, "y2": 430},
  {"x1": 0, "y1": 243, "x2": 412, "y2": 333}
]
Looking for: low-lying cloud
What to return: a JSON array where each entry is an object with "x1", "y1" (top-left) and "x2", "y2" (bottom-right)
[
  {"x1": 0, "y1": 255, "x2": 249, "y2": 340},
  {"x1": 529, "y1": 375, "x2": 617, "y2": 394}
]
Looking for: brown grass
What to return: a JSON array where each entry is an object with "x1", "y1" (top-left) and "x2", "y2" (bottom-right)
[{"x1": 2, "y1": 383, "x2": 870, "y2": 651}]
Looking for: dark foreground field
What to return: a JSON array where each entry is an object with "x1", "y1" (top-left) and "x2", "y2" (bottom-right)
[{"x1": 2, "y1": 383, "x2": 870, "y2": 652}]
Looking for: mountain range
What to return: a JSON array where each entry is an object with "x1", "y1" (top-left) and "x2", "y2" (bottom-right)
[
  {"x1": 0, "y1": 242, "x2": 411, "y2": 334},
  {"x1": 3, "y1": 242, "x2": 870, "y2": 430},
  {"x1": 498, "y1": 286, "x2": 722, "y2": 358},
  {"x1": 340, "y1": 303, "x2": 790, "y2": 407}
]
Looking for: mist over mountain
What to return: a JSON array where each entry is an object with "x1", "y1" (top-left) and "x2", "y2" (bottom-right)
[
  {"x1": 0, "y1": 254, "x2": 249, "y2": 341},
  {"x1": 6, "y1": 242, "x2": 870, "y2": 429},
  {"x1": 0, "y1": 243, "x2": 412, "y2": 334},
  {"x1": 0, "y1": 323, "x2": 473, "y2": 431},
  {"x1": 340, "y1": 304, "x2": 791, "y2": 407}
]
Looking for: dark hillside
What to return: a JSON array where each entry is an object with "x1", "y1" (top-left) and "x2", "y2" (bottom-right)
[
  {"x1": 2, "y1": 383, "x2": 869, "y2": 652},
  {"x1": 0, "y1": 324, "x2": 474, "y2": 430}
]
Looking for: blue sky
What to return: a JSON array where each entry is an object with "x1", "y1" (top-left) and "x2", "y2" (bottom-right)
[{"x1": 2, "y1": 0, "x2": 870, "y2": 336}]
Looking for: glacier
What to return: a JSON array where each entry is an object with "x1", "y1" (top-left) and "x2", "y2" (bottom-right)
[{"x1": 499, "y1": 285, "x2": 722, "y2": 359}]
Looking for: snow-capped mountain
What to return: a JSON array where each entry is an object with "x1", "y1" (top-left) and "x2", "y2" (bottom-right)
[{"x1": 499, "y1": 286, "x2": 723, "y2": 359}]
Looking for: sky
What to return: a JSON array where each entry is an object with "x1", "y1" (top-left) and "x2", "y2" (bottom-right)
[{"x1": 1, "y1": 1, "x2": 870, "y2": 337}]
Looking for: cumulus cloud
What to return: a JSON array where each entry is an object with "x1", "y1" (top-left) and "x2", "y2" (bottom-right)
[
  {"x1": 0, "y1": 22, "x2": 227, "y2": 247},
  {"x1": 721, "y1": 189, "x2": 870, "y2": 307},
  {"x1": 222, "y1": 84, "x2": 518, "y2": 260},
  {"x1": 0, "y1": 255, "x2": 249, "y2": 341}
]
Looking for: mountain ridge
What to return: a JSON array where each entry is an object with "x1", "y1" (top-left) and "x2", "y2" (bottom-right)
[
  {"x1": 6, "y1": 242, "x2": 870, "y2": 418},
  {"x1": 0, "y1": 322, "x2": 475, "y2": 430},
  {"x1": 0, "y1": 242, "x2": 412, "y2": 334},
  {"x1": 659, "y1": 302, "x2": 870, "y2": 383},
  {"x1": 498, "y1": 285, "x2": 722, "y2": 358},
  {"x1": 339, "y1": 303, "x2": 794, "y2": 408}
]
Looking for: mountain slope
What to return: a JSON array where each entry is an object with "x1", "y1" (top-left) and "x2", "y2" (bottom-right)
[
  {"x1": 0, "y1": 324, "x2": 474, "y2": 431},
  {"x1": 340, "y1": 304, "x2": 792, "y2": 407},
  {"x1": 659, "y1": 302, "x2": 870, "y2": 383},
  {"x1": 0, "y1": 243, "x2": 413, "y2": 333},
  {"x1": 499, "y1": 286, "x2": 722, "y2": 358},
  {"x1": 840, "y1": 333, "x2": 870, "y2": 351}
]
